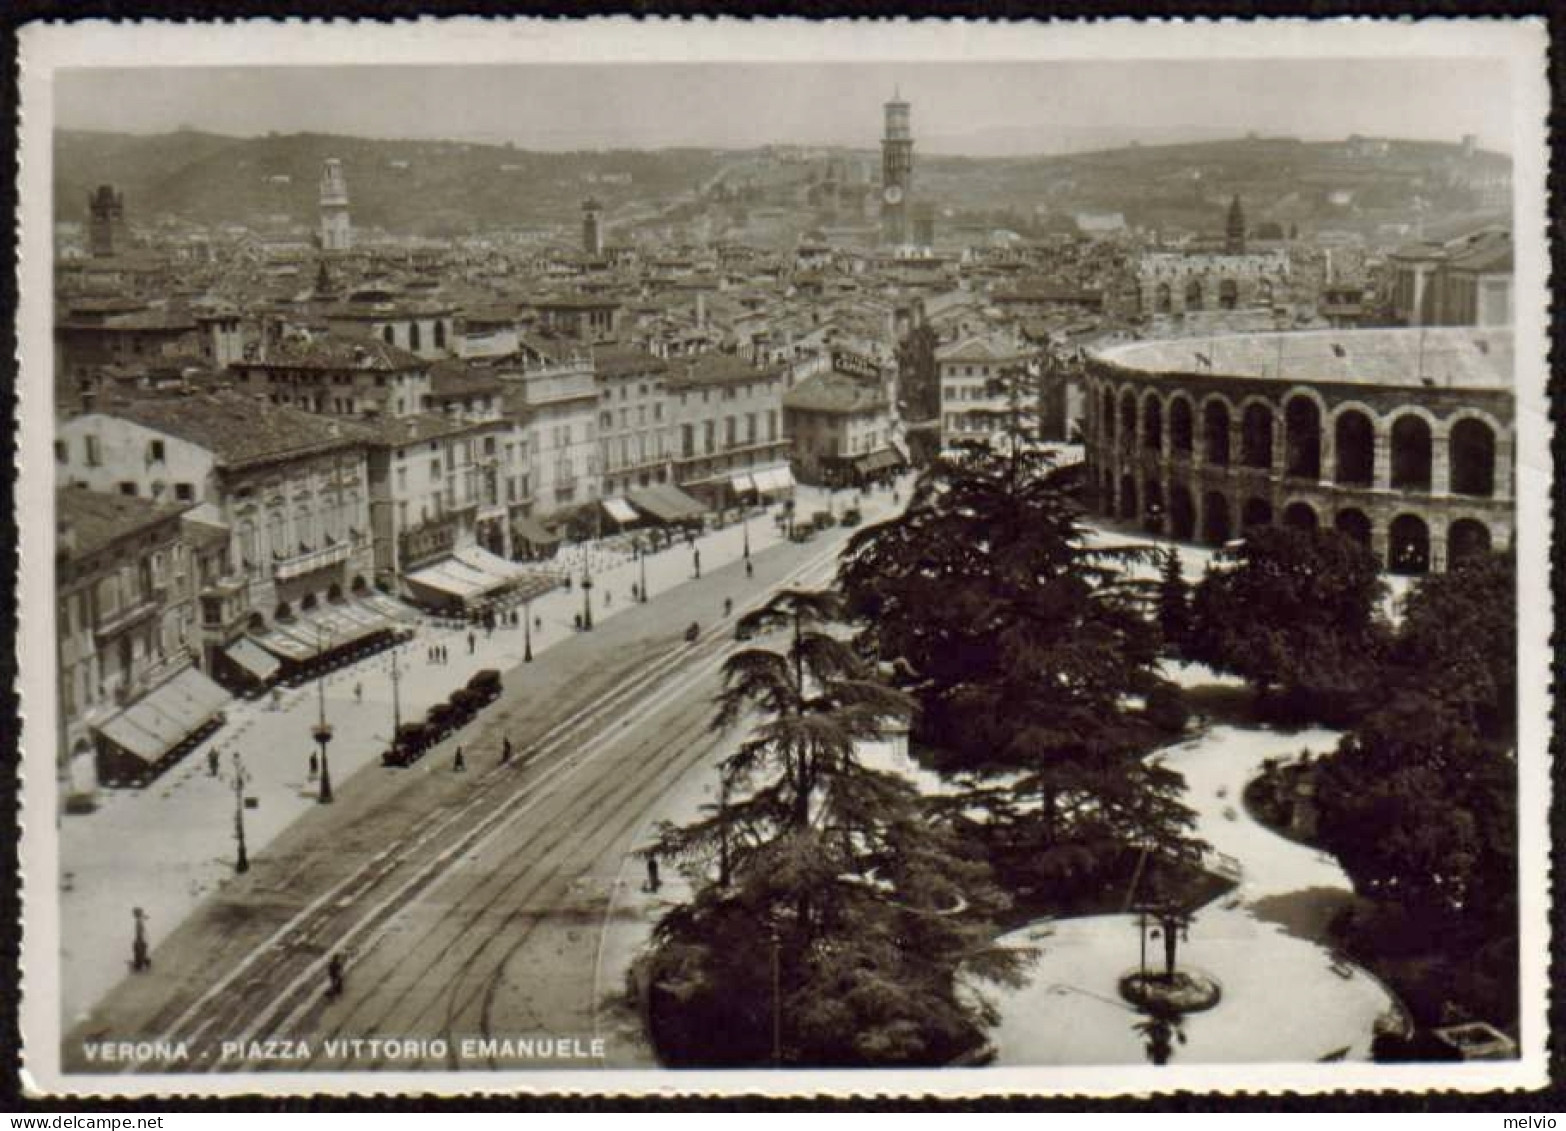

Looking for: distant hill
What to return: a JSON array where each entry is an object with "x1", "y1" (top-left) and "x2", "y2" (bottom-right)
[
  {"x1": 54, "y1": 129, "x2": 732, "y2": 236},
  {"x1": 55, "y1": 128, "x2": 1508, "y2": 240}
]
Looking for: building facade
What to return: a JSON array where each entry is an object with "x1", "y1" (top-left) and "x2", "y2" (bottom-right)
[
  {"x1": 1083, "y1": 327, "x2": 1514, "y2": 574},
  {"x1": 666, "y1": 350, "x2": 791, "y2": 504},
  {"x1": 234, "y1": 333, "x2": 432, "y2": 418},
  {"x1": 594, "y1": 346, "x2": 676, "y2": 497}
]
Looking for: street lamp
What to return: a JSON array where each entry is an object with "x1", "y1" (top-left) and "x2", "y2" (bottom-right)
[
  {"x1": 389, "y1": 644, "x2": 402, "y2": 733},
  {"x1": 232, "y1": 751, "x2": 250, "y2": 874},
  {"x1": 314, "y1": 626, "x2": 334, "y2": 804},
  {"x1": 742, "y1": 506, "x2": 751, "y2": 560},
  {"x1": 581, "y1": 569, "x2": 594, "y2": 631},
  {"x1": 692, "y1": 545, "x2": 701, "y2": 579},
  {"x1": 523, "y1": 598, "x2": 534, "y2": 662},
  {"x1": 638, "y1": 545, "x2": 649, "y2": 604},
  {"x1": 130, "y1": 907, "x2": 150, "y2": 973}
]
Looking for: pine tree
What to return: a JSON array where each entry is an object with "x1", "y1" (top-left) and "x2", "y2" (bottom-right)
[
  {"x1": 1156, "y1": 548, "x2": 1191, "y2": 657},
  {"x1": 838, "y1": 363, "x2": 1202, "y2": 902},
  {"x1": 643, "y1": 588, "x2": 1026, "y2": 1067}
]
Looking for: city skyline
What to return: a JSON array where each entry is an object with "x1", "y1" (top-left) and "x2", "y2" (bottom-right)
[{"x1": 56, "y1": 58, "x2": 1515, "y2": 156}]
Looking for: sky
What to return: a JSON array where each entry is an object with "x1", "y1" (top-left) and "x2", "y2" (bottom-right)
[{"x1": 55, "y1": 58, "x2": 1514, "y2": 156}]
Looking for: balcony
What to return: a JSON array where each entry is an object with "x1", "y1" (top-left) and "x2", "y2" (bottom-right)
[
  {"x1": 94, "y1": 588, "x2": 165, "y2": 641},
  {"x1": 273, "y1": 541, "x2": 352, "y2": 582}
]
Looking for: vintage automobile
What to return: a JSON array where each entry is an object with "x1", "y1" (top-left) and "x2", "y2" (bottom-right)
[
  {"x1": 684, "y1": 622, "x2": 700, "y2": 643},
  {"x1": 425, "y1": 701, "x2": 463, "y2": 741},
  {"x1": 382, "y1": 721, "x2": 435, "y2": 767},
  {"x1": 466, "y1": 669, "x2": 503, "y2": 706},
  {"x1": 449, "y1": 686, "x2": 486, "y2": 722}
]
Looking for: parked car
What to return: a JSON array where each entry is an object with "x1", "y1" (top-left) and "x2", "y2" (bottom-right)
[
  {"x1": 426, "y1": 701, "x2": 462, "y2": 740},
  {"x1": 450, "y1": 687, "x2": 486, "y2": 721},
  {"x1": 467, "y1": 669, "x2": 503, "y2": 706},
  {"x1": 839, "y1": 507, "x2": 862, "y2": 527},
  {"x1": 383, "y1": 721, "x2": 434, "y2": 767}
]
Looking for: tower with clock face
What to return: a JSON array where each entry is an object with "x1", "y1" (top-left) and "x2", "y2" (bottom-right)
[{"x1": 881, "y1": 91, "x2": 914, "y2": 246}]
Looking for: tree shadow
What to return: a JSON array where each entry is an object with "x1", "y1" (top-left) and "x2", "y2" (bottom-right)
[
  {"x1": 1180, "y1": 681, "x2": 1260, "y2": 727},
  {"x1": 1246, "y1": 886, "x2": 1357, "y2": 944}
]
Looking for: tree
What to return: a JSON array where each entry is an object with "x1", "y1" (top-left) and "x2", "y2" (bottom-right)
[
  {"x1": 1315, "y1": 691, "x2": 1515, "y2": 930},
  {"x1": 1187, "y1": 527, "x2": 1389, "y2": 725},
  {"x1": 1393, "y1": 550, "x2": 1516, "y2": 738},
  {"x1": 837, "y1": 367, "x2": 1202, "y2": 901},
  {"x1": 644, "y1": 589, "x2": 1026, "y2": 1067},
  {"x1": 1156, "y1": 548, "x2": 1192, "y2": 657}
]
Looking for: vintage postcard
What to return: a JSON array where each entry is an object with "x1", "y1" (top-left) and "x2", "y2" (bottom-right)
[{"x1": 14, "y1": 17, "x2": 1552, "y2": 1097}]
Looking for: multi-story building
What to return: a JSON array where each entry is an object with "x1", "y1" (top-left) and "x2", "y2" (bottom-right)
[
  {"x1": 532, "y1": 296, "x2": 624, "y2": 343},
  {"x1": 322, "y1": 297, "x2": 459, "y2": 360},
  {"x1": 666, "y1": 349, "x2": 793, "y2": 505},
  {"x1": 358, "y1": 412, "x2": 526, "y2": 606},
  {"x1": 1387, "y1": 226, "x2": 1512, "y2": 328},
  {"x1": 55, "y1": 487, "x2": 229, "y2": 800},
  {"x1": 55, "y1": 298, "x2": 199, "y2": 407},
  {"x1": 233, "y1": 333, "x2": 432, "y2": 418},
  {"x1": 494, "y1": 353, "x2": 601, "y2": 518},
  {"x1": 937, "y1": 334, "x2": 1034, "y2": 447},
  {"x1": 593, "y1": 345, "x2": 675, "y2": 497},
  {"x1": 783, "y1": 364, "x2": 899, "y2": 487},
  {"x1": 56, "y1": 390, "x2": 377, "y2": 632}
]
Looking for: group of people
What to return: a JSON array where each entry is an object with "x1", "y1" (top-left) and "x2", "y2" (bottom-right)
[
  {"x1": 451, "y1": 735, "x2": 515, "y2": 775},
  {"x1": 426, "y1": 643, "x2": 451, "y2": 664}
]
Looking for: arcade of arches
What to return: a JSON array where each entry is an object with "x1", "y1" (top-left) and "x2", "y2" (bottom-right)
[{"x1": 1086, "y1": 372, "x2": 1513, "y2": 575}]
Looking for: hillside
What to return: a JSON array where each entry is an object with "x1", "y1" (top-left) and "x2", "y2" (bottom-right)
[
  {"x1": 54, "y1": 129, "x2": 732, "y2": 236},
  {"x1": 55, "y1": 128, "x2": 1508, "y2": 240}
]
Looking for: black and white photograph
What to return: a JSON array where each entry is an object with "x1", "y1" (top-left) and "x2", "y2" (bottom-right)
[{"x1": 13, "y1": 16, "x2": 1552, "y2": 1098}]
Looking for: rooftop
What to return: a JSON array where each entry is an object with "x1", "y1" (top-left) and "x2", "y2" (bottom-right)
[
  {"x1": 57, "y1": 487, "x2": 189, "y2": 558},
  {"x1": 783, "y1": 370, "x2": 888, "y2": 415},
  {"x1": 428, "y1": 360, "x2": 504, "y2": 399},
  {"x1": 94, "y1": 390, "x2": 376, "y2": 469},
  {"x1": 354, "y1": 411, "x2": 492, "y2": 449},
  {"x1": 592, "y1": 345, "x2": 669, "y2": 380},
  {"x1": 241, "y1": 332, "x2": 426, "y2": 372},
  {"x1": 1094, "y1": 327, "x2": 1513, "y2": 390},
  {"x1": 667, "y1": 351, "x2": 785, "y2": 389}
]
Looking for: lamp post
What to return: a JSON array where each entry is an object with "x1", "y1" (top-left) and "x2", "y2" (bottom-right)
[
  {"x1": 581, "y1": 569, "x2": 594, "y2": 631},
  {"x1": 523, "y1": 598, "x2": 533, "y2": 662},
  {"x1": 233, "y1": 751, "x2": 250, "y2": 874},
  {"x1": 314, "y1": 626, "x2": 334, "y2": 804},
  {"x1": 131, "y1": 907, "x2": 150, "y2": 973},
  {"x1": 638, "y1": 545, "x2": 649, "y2": 604},
  {"x1": 742, "y1": 505, "x2": 751, "y2": 561},
  {"x1": 692, "y1": 545, "x2": 701, "y2": 579},
  {"x1": 389, "y1": 644, "x2": 402, "y2": 733}
]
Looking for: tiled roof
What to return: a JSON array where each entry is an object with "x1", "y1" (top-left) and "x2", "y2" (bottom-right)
[
  {"x1": 783, "y1": 371, "x2": 888, "y2": 415},
  {"x1": 937, "y1": 335, "x2": 1029, "y2": 364},
  {"x1": 666, "y1": 351, "x2": 786, "y2": 389},
  {"x1": 353, "y1": 411, "x2": 492, "y2": 448},
  {"x1": 593, "y1": 345, "x2": 669, "y2": 380},
  {"x1": 243, "y1": 332, "x2": 425, "y2": 371},
  {"x1": 56, "y1": 487, "x2": 189, "y2": 557},
  {"x1": 99, "y1": 390, "x2": 376, "y2": 469}
]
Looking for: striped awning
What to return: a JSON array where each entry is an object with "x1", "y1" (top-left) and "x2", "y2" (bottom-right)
[
  {"x1": 752, "y1": 466, "x2": 797, "y2": 494},
  {"x1": 96, "y1": 666, "x2": 230, "y2": 765},
  {"x1": 602, "y1": 496, "x2": 639, "y2": 526},
  {"x1": 224, "y1": 637, "x2": 282, "y2": 683},
  {"x1": 730, "y1": 473, "x2": 756, "y2": 494}
]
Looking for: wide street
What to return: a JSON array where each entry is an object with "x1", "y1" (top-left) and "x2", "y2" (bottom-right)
[{"x1": 62, "y1": 488, "x2": 882, "y2": 1075}]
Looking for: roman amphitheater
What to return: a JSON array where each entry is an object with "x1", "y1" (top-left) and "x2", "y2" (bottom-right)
[{"x1": 1084, "y1": 327, "x2": 1513, "y2": 574}]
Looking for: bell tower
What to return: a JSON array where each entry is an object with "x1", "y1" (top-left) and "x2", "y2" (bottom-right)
[
  {"x1": 880, "y1": 90, "x2": 914, "y2": 246},
  {"x1": 1226, "y1": 194, "x2": 1246, "y2": 255},
  {"x1": 582, "y1": 197, "x2": 604, "y2": 257},
  {"x1": 319, "y1": 158, "x2": 352, "y2": 254}
]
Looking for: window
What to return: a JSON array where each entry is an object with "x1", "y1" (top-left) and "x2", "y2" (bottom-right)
[
  {"x1": 654, "y1": 403, "x2": 663, "y2": 421},
  {"x1": 430, "y1": 458, "x2": 441, "y2": 483},
  {"x1": 747, "y1": 413, "x2": 757, "y2": 444},
  {"x1": 174, "y1": 483, "x2": 194, "y2": 502},
  {"x1": 397, "y1": 466, "x2": 408, "y2": 492},
  {"x1": 383, "y1": 325, "x2": 395, "y2": 345},
  {"x1": 435, "y1": 321, "x2": 447, "y2": 350},
  {"x1": 54, "y1": 440, "x2": 65, "y2": 464},
  {"x1": 704, "y1": 420, "x2": 716, "y2": 454},
  {"x1": 767, "y1": 411, "x2": 778, "y2": 441},
  {"x1": 119, "y1": 481, "x2": 137, "y2": 496},
  {"x1": 410, "y1": 322, "x2": 422, "y2": 352},
  {"x1": 85, "y1": 436, "x2": 101, "y2": 467},
  {"x1": 681, "y1": 424, "x2": 695, "y2": 458},
  {"x1": 725, "y1": 417, "x2": 737, "y2": 448}
]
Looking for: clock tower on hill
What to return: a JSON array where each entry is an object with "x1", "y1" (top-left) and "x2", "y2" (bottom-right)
[{"x1": 881, "y1": 90, "x2": 914, "y2": 246}]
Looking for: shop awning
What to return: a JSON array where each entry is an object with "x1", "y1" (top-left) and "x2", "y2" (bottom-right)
[
  {"x1": 224, "y1": 637, "x2": 282, "y2": 683},
  {"x1": 512, "y1": 515, "x2": 561, "y2": 546},
  {"x1": 405, "y1": 559, "x2": 488, "y2": 603},
  {"x1": 454, "y1": 544, "x2": 525, "y2": 586},
  {"x1": 730, "y1": 473, "x2": 756, "y2": 494},
  {"x1": 889, "y1": 436, "x2": 911, "y2": 464},
  {"x1": 359, "y1": 592, "x2": 419, "y2": 624},
  {"x1": 96, "y1": 666, "x2": 230, "y2": 765},
  {"x1": 627, "y1": 483, "x2": 707, "y2": 524},
  {"x1": 602, "y1": 497, "x2": 640, "y2": 526},
  {"x1": 855, "y1": 448, "x2": 903, "y2": 474},
  {"x1": 752, "y1": 466, "x2": 797, "y2": 495},
  {"x1": 250, "y1": 623, "x2": 317, "y2": 662}
]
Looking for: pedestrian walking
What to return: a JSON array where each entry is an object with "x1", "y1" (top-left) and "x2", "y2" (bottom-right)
[
  {"x1": 646, "y1": 854, "x2": 661, "y2": 893},
  {"x1": 326, "y1": 952, "x2": 345, "y2": 998},
  {"x1": 208, "y1": 747, "x2": 220, "y2": 777},
  {"x1": 605, "y1": 590, "x2": 612, "y2": 608},
  {"x1": 468, "y1": 631, "x2": 476, "y2": 655},
  {"x1": 534, "y1": 615, "x2": 542, "y2": 632},
  {"x1": 354, "y1": 681, "x2": 363, "y2": 704},
  {"x1": 501, "y1": 736, "x2": 513, "y2": 764},
  {"x1": 454, "y1": 746, "x2": 466, "y2": 772},
  {"x1": 745, "y1": 560, "x2": 754, "y2": 580},
  {"x1": 309, "y1": 750, "x2": 319, "y2": 780},
  {"x1": 724, "y1": 597, "x2": 733, "y2": 617}
]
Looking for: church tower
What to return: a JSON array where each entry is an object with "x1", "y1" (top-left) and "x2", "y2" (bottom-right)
[
  {"x1": 87, "y1": 184, "x2": 126, "y2": 258},
  {"x1": 1225, "y1": 194, "x2": 1246, "y2": 255},
  {"x1": 319, "y1": 158, "x2": 352, "y2": 254},
  {"x1": 880, "y1": 90, "x2": 914, "y2": 247},
  {"x1": 582, "y1": 197, "x2": 604, "y2": 257}
]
